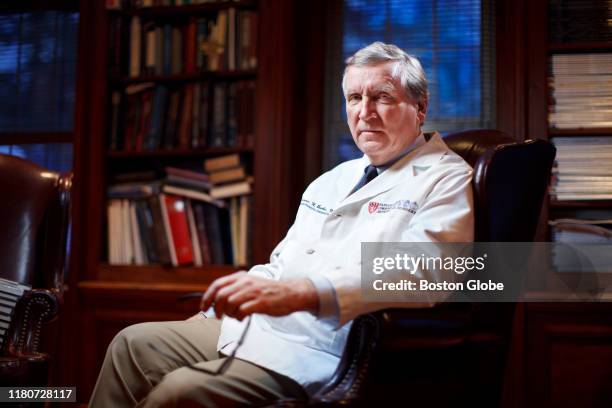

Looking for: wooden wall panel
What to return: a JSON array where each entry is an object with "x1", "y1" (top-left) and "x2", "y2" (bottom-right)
[
  {"x1": 77, "y1": 283, "x2": 205, "y2": 402},
  {"x1": 526, "y1": 304, "x2": 612, "y2": 408}
]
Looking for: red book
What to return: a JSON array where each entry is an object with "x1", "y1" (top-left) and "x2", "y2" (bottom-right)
[
  {"x1": 161, "y1": 194, "x2": 194, "y2": 266},
  {"x1": 184, "y1": 18, "x2": 197, "y2": 74}
]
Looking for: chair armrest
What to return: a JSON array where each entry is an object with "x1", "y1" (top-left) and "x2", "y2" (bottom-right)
[
  {"x1": 375, "y1": 304, "x2": 473, "y2": 350},
  {"x1": 6, "y1": 289, "x2": 60, "y2": 356}
]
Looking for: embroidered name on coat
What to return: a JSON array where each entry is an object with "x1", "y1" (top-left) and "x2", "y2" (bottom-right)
[{"x1": 300, "y1": 199, "x2": 333, "y2": 215}]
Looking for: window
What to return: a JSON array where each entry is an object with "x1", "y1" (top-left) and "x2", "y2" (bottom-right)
[
  {"x1": 0, "y1": 7, "x2": 79, "y2": 172},
  {"x1": 323, "y1": 0, "x2": 495, "y2": 168}
]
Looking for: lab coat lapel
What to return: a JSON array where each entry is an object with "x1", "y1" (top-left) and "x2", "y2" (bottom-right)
[{"x1": 336, "y1": 132, "x2": 448, "y2": 210}]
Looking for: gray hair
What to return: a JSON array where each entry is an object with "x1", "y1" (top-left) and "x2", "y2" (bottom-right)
[{"x1": 342, "y1": 42, "x2": 428, "y2": 104}]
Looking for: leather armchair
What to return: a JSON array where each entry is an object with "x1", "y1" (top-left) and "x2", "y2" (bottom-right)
[
  {"x1": 0, "y1": 154, "x2": 72, "y2": 386},
  {"x1": 272, "y1": 130, "x2": 555, "y2": 407}
]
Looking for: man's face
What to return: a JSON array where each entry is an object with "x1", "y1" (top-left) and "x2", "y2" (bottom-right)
[{"x1": 344, "y1": 62, "x2": 426, "y2": 165}]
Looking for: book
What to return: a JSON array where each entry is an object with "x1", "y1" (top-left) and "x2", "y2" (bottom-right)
[
  {"x1": 203, "y1": 154, "x2": 241, "y2": 172},
  {"x1": 208, "y1": 166, "x2": 246, "y2": 185},
  {"x1": 201, "y1": 202, "x2": 226, "y2": 264},
  {"x1": 160, "y1": 194, "x2": 194, "y2": 266},
  {"x1": 209, "y1": 179, "x2": 251, "y2": 199},
  {"x1": 129, "y1": 16, "x2": 141, "y2": 77},
  {"x1": 191, "y1": 202, "x2": 212, "y2": 264},
  {"x1": 162, "y1": 184, "x2": 224, "y2": 207},
  {"x1": 210, "y1": 81, "x2": 226, "y2": 147},
  {"x1": 186, "y1": 200, "x2": 203, "y2": 266},
  {"x1": 134, "y1": 200, "x2": 159, "y2": 263},
  {"x1": 165, "y1": 166, "x2": 210, "y2": 183},
  {"x1": 129, "y1": 201, "x2": 146, "y2": 264},
  {"x1": 148, "y1": 195, "x2": 173, "y2": 265}
]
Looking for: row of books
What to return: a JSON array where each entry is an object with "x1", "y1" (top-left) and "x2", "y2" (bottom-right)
[
  {"x1": 107, "y1": 1, "x2": 242, "y2": 9},
  {"x1": 550, "y1": 137, "x2": 612, "y2": 201},
  {"x1": 109, "y1": 80, "x2": 255, "y2": 151},
  {"x1": 107, "y1": 194, "x2": 251, "y2": 266},
  {"x1": 109, "y1": 8, "x2": 257, "y2": 77},
  {"x1": 548, "y1": 53, "x2": 612, "y2": 129}
]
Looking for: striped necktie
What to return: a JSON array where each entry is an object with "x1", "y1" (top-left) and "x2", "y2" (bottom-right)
[{"x1": 351, "y1": 164, "x2": 379, "y2": 194}]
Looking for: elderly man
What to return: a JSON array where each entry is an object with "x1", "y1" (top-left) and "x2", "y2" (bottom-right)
[{"x1": 89, "y1": 42, "x2": 473, "y2": 407}]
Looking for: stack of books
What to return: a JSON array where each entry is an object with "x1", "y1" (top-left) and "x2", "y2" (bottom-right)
[
  {"x1": 550, "y1": 137, "x2": 612, "y2": 201},
  {"x1": 107, "y1": 154, "x2": 252, "y2": 266},
  {"x1": 204, "y1": 154, "x2": 251, "y2": 199},
  {"x1": 548, "y1": 53, "x2": 612, "y2": 129}
]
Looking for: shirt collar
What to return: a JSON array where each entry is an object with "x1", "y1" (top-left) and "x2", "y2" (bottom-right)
[{"x1": 370, "y1": 132, "x2": 429, "y2": 174}]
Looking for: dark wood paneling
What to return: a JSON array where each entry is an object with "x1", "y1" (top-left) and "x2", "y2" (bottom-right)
[
  {"x1": 526, "y1": 304, "x2": 612, "y2": 408},
  {"x1": 252, "y1": 0, "x2": 300, "y2": 263},
  {"x1": 54, "y1": 0, "x2": 106, "y2": 391},
  {"x1": 78, "y1": 283, "x2": 209, "y2": 402},
  {"x1": 496, "y1": 0, "x2": 526, "y2": 141}
]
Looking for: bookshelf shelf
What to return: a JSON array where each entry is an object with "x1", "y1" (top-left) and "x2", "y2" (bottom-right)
[
  {"x1": 108, "y1": 1, "x2": 258, "y2": 17},
  {"x1": 548, "y1": 41, "x2": 612, "y2": 52},
  {"x1": 107, "y1": 146, "x2": 253, "y2": 159},
  {"x1": 97, "y1": 263, "x2": 242, "y2": 284},
  {"x1": 550, "y1": 200, "x2": 612, "y2": 209},
  {"x1": 111, "y1": 70, "x2": 257, "y2": 85},
  {"x1": 549, "y1": 128, "x2": 612, "y2": 136}
]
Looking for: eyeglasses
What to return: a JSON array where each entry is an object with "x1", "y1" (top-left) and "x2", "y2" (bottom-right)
[{"x1": 147, "y1": 292, "x2": 252, "y2": 376}]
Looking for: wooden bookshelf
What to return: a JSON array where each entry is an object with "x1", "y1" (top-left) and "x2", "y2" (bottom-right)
[
  {"x1": 96, "y1": 263, "x2": 240, "y2": 283},
  {"x1": 66, "y1": 0, "x2": 314, "y2": 399}
]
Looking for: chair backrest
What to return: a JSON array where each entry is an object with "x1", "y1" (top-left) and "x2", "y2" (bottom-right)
[
  {"x1": 0, "y1": 154, "x2": 72, "y2": 291},
  {"x1": 444, "y1": 129, "x2": 556, "y2": 339},
  {"x1": 443, "y1": 129, "x2": 556, "y2": 242}
]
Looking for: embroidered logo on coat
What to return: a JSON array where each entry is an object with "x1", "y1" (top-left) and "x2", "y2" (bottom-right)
[{"x1": 367, "y1": 200, "x2": 419, "y2": 214}]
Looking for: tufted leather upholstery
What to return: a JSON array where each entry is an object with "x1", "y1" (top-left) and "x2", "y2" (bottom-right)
[
  {"x1": 0, "y1": 154, "x2": 72, "y2": 386},
  {"x1": 268, "y1": 130, "x2": 555, "y2": 407}
]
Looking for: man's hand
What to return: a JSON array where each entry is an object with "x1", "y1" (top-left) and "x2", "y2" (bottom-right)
[{"x1": 200, "y1": 271, "x2": 319, "y2": 320}]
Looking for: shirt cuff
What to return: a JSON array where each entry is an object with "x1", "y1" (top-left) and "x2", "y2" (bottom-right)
[{"x1": 307, "y1": 275, "x2": 340, "y2": 326}]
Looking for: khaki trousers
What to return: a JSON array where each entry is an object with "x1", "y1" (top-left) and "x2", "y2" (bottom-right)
[{"x1": 88, "y1": 317, "x2": 307, "y2": 407}]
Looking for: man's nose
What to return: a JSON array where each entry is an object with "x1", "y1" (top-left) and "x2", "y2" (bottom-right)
[{"x1": 358, "y1": 98, "x2": 377, "y2": 121}]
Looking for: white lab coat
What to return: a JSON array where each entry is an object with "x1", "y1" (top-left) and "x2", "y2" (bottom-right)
[{"x1": 217, "y1": 132, "x2": 474, "y2": 393}]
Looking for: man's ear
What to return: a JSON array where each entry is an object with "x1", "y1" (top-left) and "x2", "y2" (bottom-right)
[{"x1": 417, "y1": 100, "x2": 428, "y2": 125}]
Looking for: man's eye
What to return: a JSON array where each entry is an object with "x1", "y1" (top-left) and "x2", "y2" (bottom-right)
[{"x1": 348, "y1": 94, "x2": 361, "y2": 102}]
